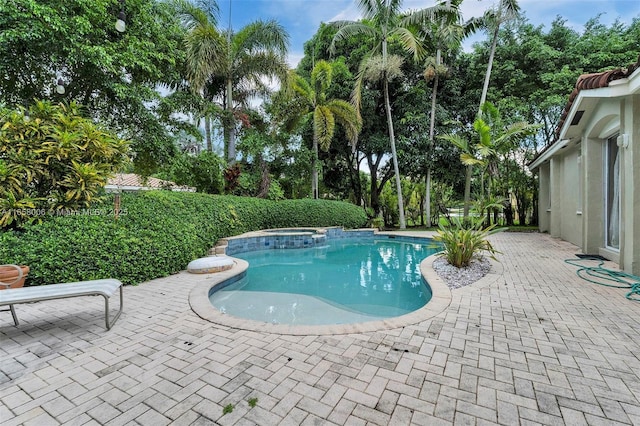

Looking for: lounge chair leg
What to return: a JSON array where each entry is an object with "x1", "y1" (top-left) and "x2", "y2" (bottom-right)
[
  {"x1": 103, "y1": 286, "x2": 123, "y2": 330},
  {"x1": 9, "y1": 304, "x2": 18, "y2": 326}
]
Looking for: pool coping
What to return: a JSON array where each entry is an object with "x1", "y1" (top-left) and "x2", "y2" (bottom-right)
[{"x1": 188, "y1": 236, "x2": 504, "y2": 335}]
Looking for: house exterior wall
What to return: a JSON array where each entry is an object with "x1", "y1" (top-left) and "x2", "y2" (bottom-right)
[
  {"x1": 580, "y1": 97, "x2": 640, "y2": 272},
  {"x1": 545, "y1": 146, "x2": 582, "y2": 247},
  {"x1": 549, "y1": 157, "x2": 562, "y2": 238},
  {"x1": 581, "y1": 134, "x2": 605, "y2": 256},
  {"x1": 583, "y1": 103, "x2": 620, "y2": 263},
  {"x1": 622, "y1": 94, "x2": 639, "y2": 275},
  {"x1": 531, "y1": 67, "x2": 639, "y2": 275},
  {"x1": 538, "y1": 162, "x2": 551, "y2": 232}
]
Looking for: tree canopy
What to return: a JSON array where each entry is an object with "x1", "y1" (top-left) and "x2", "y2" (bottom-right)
[
  {"x1": 0, "y1": 0, "x2": 187, "y2": 175},
  {"x1": 1, "y1": 0, "x2": 638, "y2": 228}
]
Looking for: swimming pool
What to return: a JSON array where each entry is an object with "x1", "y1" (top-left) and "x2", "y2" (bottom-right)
[{"x1": 208, "y1": 237, "x2": 439, "y2": 326}]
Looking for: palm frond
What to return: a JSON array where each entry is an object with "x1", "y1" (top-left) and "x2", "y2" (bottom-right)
[
  {"x1": 326, "y1": 99, "x2": 361, "y2": 146},
  {"x1": 493, "y1": 121, "x2": 539, "y2": 147},
  {"x1": 173, "y1": 0, "x2": 218, "y2": 30},
  {"x1": 463, "y1": 16, "x2": 486, "y2": 36},
  {"x1": 391, "y1": 27, "x2": 424, "y2": 62},
  {"x1": 438, "y1": 133, "x2": 468, "y2": 152},
  {"x1": 234, "y1": 19, "x2": 289, "y2": 57},
  {"x1": 473, "y1": 119, "x2": 492, "y2": 147},
  {"x1": 291, "y1": 76, "x2": 315, "y2": 107},
  {"x1": 329, "y1": 22, "x2": 378, "y2": 55},
  {"x1": 402, "y1": 3, "x2": 452, "y2": 26},
  {"x1": 501, "y1": 0, "x2": 522, "y2": 17},
  {"x1": 356, "y1": 0, "x2": 383, "y2": 20},
  {"x1": 185, "y1": 27, "x2": 225, "y2": 92},
  {"x1": 311, "y1": 60, "x2": 333, "y2": 96},
  {"x1": 314, "y1": 105, "x2": 336, "y2": 151},
  {"x1": 460, "y1": 152, "x2": 483, "y2": 166}
]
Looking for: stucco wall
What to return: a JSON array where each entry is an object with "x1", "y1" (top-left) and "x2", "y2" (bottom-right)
[
  {"x1": 559, "y1": 148, "x2": 582, "y2": 246},
  {"x1": 531, "y1": 67, "x2": 638, "y2": 274},
  {"x1": 581, "y1": 96, "x2": 638, "y2": 273},
  {"x1": 537, "y1": 163, "x2": 551, "y2": 232},
  {"x1": 544, "y1": 146, "x2": 582, "y2": 247},
  {"x1": 621, "y1": 94, "x2": 639, "y2": 275}
]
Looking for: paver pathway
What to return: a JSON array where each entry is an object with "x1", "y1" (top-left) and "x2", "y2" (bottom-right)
[{"x1": 1, "y1": 232, "x2": 639, "y2": 425}]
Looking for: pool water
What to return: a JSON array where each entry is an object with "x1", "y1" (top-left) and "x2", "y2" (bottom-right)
[{"x1": 209, "y1": 238, "x2": 438, "y2": 326}]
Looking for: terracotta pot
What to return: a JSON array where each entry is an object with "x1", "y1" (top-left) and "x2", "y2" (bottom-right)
[{"x1": 0, "y1": 265, "x2": 30, "y2": 289}]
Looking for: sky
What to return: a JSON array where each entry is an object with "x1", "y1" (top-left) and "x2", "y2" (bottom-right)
[{"x1": 217, "y1": 0, "x2": 640, "y2": 67}]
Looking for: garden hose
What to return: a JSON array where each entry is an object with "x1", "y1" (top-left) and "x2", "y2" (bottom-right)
[{"x1": 565, "y1": 258, "x2": 640, "y2": 302}]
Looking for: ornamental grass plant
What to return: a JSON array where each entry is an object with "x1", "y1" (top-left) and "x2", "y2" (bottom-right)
[{"x1": 433, "y1": 217, "x2": 504, "y2": 268}]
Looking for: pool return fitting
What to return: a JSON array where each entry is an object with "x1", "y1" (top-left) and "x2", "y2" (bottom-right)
[{"x1": 564, "y1": 258, "x2": 640, "y2": 302}]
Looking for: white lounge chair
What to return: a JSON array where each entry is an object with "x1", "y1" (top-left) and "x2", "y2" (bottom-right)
[{"x1": 0, "y1": 275, "x2": 123, "y2": 330}]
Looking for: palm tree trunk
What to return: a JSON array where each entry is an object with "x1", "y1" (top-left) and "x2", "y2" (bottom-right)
[
  {"x1": 463, "y1": 165, "x2": 472, "y2": 219},
  {"x1": 225, "y1": 77, "x2": 236, "y2": 163},
  {"x1": 379, "y1": 33, "x2": 406, "y2": 229},
  {"x1": 312, "y1": 136, "x2": 319, "y2": 199},
  {"x1": 204, "y1": 116, "x2": 212, "y2": 152},
  {"x1": 424, "y1": 172, "x2": 431, "y2": 226},
  {"x1": 479, "y1": 26, "x2": 500, "y2": 112},
  {"x1": 425, "y1": 57, "x2": 440, "y2": 227},
  {"x1": 383, "y1": 77, "x2": 406, "y2": 229},
  {"x1": 465, "y1": 27, "x2": 499, "y2": 220}
]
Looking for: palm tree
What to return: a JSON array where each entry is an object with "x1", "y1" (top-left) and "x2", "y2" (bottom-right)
[
  {"x1": 287, "y1": 61, "x2": 361, "y2": 199},
  {"x1": 439, "y1": 102, "x2": 537, "y2": 220},
  {"x1": 479, "y1": 0, "x2": 521, "y2": 110},
  {"x1": 177, "y1": 1, "x2": 289, "y2": 163},
  {"x1": 408, "y1": 0, "x2": 481, "y2": 226},
  {"x1": 456, "y1": 0, "x2": 521, "y2": 219},
  {"x1": 218, "y1": 20, "x2": 289, "y2": 163},
  {"x1": 330, "y1": 0, "x2": 444, "y2": 229},
  {"x1": 175, "y1": 0, "x2": 225, "y2": 152}
]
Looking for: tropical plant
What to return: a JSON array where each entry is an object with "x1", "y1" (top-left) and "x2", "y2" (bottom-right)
[
  {"x1": 478, "y1": 0, "x2": 522, "y2": 109},
  {"x1": 175, "y1": 0, "x2": 224, "y2": 152},
  {"x1": 285, "y1": 60, "x2": 361, "y2": 198},
  {"x1": 218, "y1": 20, "x2": 290, "y2": 163},
  {"x1": 406, "y1": 0, "x2": 481, "y2": 226},
  {"x1": 433, "y1": 216, "x2": 503, "y2": 268},
  {"x1": 460, "y1": 0, "x2": 521, "y2": 219},
  {"x1": 177, "y1": 1, "x2": 290, "y2": 163},
  {"x1": 0, "y1": 101, "x2": 129, "y2": 228},
  {"x1": 1, "y1": 0, "x2": 186, "y2": 176},
  {"x1": 330, "y1": 0, "x2": 445, "y2": 229},
  {"x1": 161, "y1": 150, "x2": 224, "y2": 194},
  {"x1": 473, "y1": 194, "x2": 507, "y2": 226},
  {"x1": 438, "y1": 102, "x2": 537, "y2": 212}
]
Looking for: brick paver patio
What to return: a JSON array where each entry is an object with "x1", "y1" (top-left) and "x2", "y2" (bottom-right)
[{"x1": 1, "y1": 232, "x2": 639, "y2": 425}]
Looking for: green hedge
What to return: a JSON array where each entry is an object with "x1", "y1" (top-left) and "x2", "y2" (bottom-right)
[{"x1": 0, "y1": 191, "x2": 367, "y2": 286}]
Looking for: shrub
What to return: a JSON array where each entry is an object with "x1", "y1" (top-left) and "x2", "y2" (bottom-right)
[
  {"x1": 0, "y1": 101, "x2": 129, "y2": 228},
  {"x1": 267, "y1": 199, "x2": 368, "y2": 229},
  {"x1": 162, "y1": 151, "x2": 224, "y2": 194},
  {"x1": 432, "y1": 217, "x2": 504, "y2": 268},
  {"x1": 0, "y1": 192, "x2": 367, "y2": 286}
]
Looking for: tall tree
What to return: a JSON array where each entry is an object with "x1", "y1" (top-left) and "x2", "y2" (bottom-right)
[
  {"x1": 458, "y1": 0, "x2": 521, "y2": 219},
  {"x1": 176, "y1": 0, "x2": 224, "y2": 152},
  {"x1": 219, "y1": 20, "x2": 289, "y2": 163},
  {"x1": 176, "y1": 1, "x2": 289, "y2": 163},
  {"x1": 285, "y1": 61, "x2": 361, "y2": 199},
  {"x1": 439, "y1": 102, "x2": 537, "y2": 220},
  {"x1": 478, "y1": 0, "x2": 521, "y2": 109},
  {"x1": 0, "y1": 0, "x2": 187, "y2": 175},
  {"x1": 408, "y1": 0, "x2": 480, "y2": 226},
  {"x1": 330, "y1": 0, "x2": 444, "y2": 229}
]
